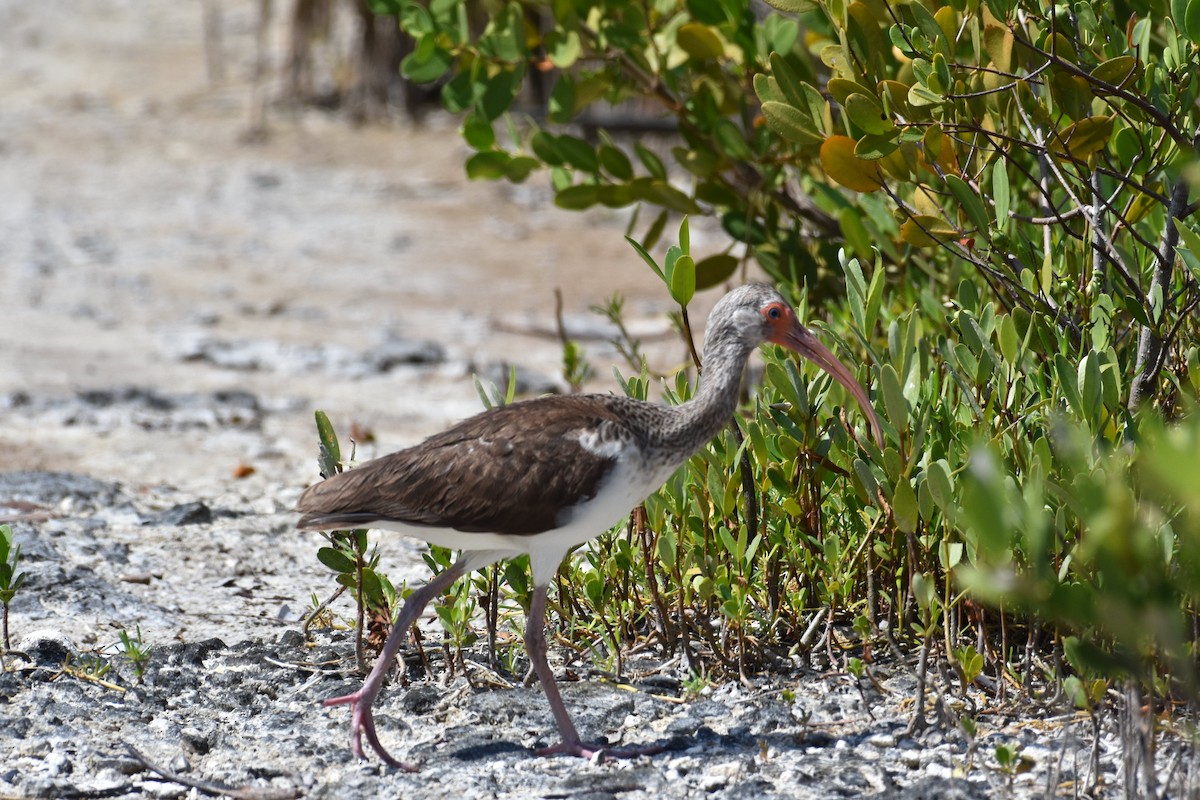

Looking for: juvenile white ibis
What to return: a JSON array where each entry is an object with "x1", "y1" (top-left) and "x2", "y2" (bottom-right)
[{"x1": 297, "y1": 283, "x2": 883, "y2": 768}]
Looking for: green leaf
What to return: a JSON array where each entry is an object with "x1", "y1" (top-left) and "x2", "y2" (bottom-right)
[
  {"x1": 677, "y1": 23, "x2": 726, "y2": 60},
  {"x1": 598, "y1": 144, "x2": 634, "y2": 180},
  {"x1": 503, "y1": 156, "x2": 539, "y2": 183},
  {"x1": 761, "y1": 0, "x2": 818, "y2": 13},
  {"x1": 556, "y1": 135, "x2": 599, "y2": 172},
  {"x1": 695, "y1": 254, "x2": 740, "y2": 290},
  {"x1": 983, "y1": 24, "x2": 1014, "y2": 71},
  {"x1": 910, "y1": 0, "x2": 948, "y2": 54},
  {"x1": 634, "y1": 180, "x2": 703, "y2": 214},
  {"x1": 480, "y1": 69, "x2": 521, "y2": 121},
  {"x1": 1055, "y1": 353, "x2": 1084, "y2": 416},
  {"x1": 1176, "y1": 222, "x2": 1200, "y2": 271},
  {"x1": 634, "y1": 142, "x2": 667, "y2": 179},
  {"x1": 945, "y1": 175, "x2": 989, "y2": 232},
  {"x1": 465, "y1": 150, "x2": 510, "y2": 180},
  {"x1": 1090, "y1": 56, "x2": 1139, "y2": 87},
  {"x1": 714, "y1": 119, "x2": 753, "y2": 160},
  {"x1": 845, "y1": 93, "x2": 893, "y2": 135},
  {"x1": 544, "y1": 29, "x2": 582, "y2": 68},
  {"x1": 670, "y1": 254, "x2": 696, "y2": 306},
  {"x1": 1078, "y1": 352, "x2": 1103, "y2": 420},
  {"x1": 441, "y1": 71, "x2": 482, "y2": 113},
  {"x1": 625, "y1": 235, "x2": 665, "y2": 280},
  {"x1": 880, "y1": 363, "x2": 907, "y2": 428},
  {"x1": 360, "y1": 568, "x2": 385, "y2": 607},
  {"x1": 687, "y1": 0, "x2": 727, "y2": 25},
  {"x1": 854, "y1": 132, "x2": 899, "y2": 160},
  {"x1": 754, "y1": 73, "x2": 783, "y2": 105},
  {"x1": 1050, "y1": 115, "x2": 1115, "y2": 161},
  {"x1": 1185, "y1": 0, "x2": 1200, "y2": 43},
  {"x1": 643, "y1": 209, "x2": 669, "y2": 251},
  {"x1": 907, "y1": 82, "x2": 944, "y2": 107},
  {"x1": 462, "y1": 114, "x2": 495, "y2": 150},
  {"x1": 821, "y1": 135, "x2": 884, "y2": 192},
  {"x1": 555, "y1": 184, "x2": 602, "y2": 210},
  {"x1": 762, "y1": 101, "x2": 825, "y2": 145},
  {"x1": 892, "y1": 479, "x2": 919, "y2": 533},
  {"x1": 317, "y1": 547, "x2": 357, "y2": 574},
  {"x1": 530, "y1": 130, "x2": 564, "y2": 165},
  {"x1": 401, "y1": 35, "x2": 453, "y2": 83},
  {"x1": 397, "y1": 3, "x2": 432, "y2": 35},
  {"x1": 768, "y1": 52, "x2": 810, "y2": 110},
  {"x1": 992, "y1": 161, "x2": 1010, "y2": 227},
  {"x1": 997, "y1": 314, "x2": 1019, "y2": 365},
  {"x1": 900, "y1": 215, "x2": 958, "y2": 246},
  {"x1": 314, "y1": 410, "x2": 341, "y2": 479},
  {"x1": 548, "y1": 75, "x2": 575, "y2": 124},
  {"x1": 679, "y1": 216, "x2": 691, "y2": 256},
  {"x1": 925, "y1": 460, "x2": 955, "y2": 517}
]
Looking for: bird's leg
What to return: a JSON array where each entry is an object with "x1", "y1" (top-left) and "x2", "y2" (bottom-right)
[
  {"x1": 324, "y1": 557, "x2": 471, "y2": 770},
  {"x1": 525, "y1": 583, "x2": 664, "y2": 761}
]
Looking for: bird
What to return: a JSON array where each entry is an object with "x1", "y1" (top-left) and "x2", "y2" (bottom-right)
[{"x1": 296, "y1": 283, "x2": 883, "y2": 768}]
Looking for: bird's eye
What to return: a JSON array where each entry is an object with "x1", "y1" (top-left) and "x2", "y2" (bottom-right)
[{"x1": 767, "y1": 305, "x2": 782, "y2": 319}]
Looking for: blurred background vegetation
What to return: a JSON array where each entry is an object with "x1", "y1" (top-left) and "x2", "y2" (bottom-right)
[{"x1": 280, "y1": 0, "x2": 1200, "y2": 793}]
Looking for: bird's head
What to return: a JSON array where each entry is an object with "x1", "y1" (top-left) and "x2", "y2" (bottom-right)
[{"x1": 710, "y1": 284, "x2": 884, "y2": 449}]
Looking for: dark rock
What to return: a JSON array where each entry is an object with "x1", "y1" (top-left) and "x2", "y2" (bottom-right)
[
  {"x1": 400, "y1": 683, "x2": 442, "y2": 715},
  {"x1": 0, "y1": 472, "x2": 121, "y2": 509},
  {"x1": 276, "y1": 629, "x2": 305, "y2": 649},
  {"x1": 666, "y1": 715, "x2": 703, "y2": 737},
  {"x1": 15, "y1": 630, "x2": 76, "y2": 666},
  {"x1": 371, "y1": 338, "x2": 445, "y2": 370},
  {"x1": 143, "y1": 502, "x2": 213, "y2": 526},
  {"x1": 170, "y1": 638, "x2": 227, "y2": 666},
  {"x1": 181, "y1": 726, "x2": 214, "y2": 755},
  {"x1": 476, "y1": 362, "x2": 560, "y2": 397}
]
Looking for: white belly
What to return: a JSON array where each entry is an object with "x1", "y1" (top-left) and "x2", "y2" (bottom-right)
[{"x1": 369, "y1": 458, "x2": 676, "y2": 585}]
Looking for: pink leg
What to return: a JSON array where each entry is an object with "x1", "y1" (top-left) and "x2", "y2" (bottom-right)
[
  {"x1": 324, "y1": 557, "x2": 472, "y2": 769},
  {"x1": 525, "y1": 583, "x2": 664, "y2": 761}
]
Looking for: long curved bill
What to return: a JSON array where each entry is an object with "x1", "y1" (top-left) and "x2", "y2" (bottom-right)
[{"x1": 772, "y1": 321, "x2": 885, "y2": 449}]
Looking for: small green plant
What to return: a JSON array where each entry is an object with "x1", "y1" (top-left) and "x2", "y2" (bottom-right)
[
  {"x1": 65, "y1": 651, "x2": 116, "y2": 687},
  {"x1": 433, "y1": 571, "x2": 479, "y2": 670},
  {"x1": 954, "y1": 645, "x2": 985, "y2": 689},
  {"x1": 560, "y1": 340, "x2": 591, "y2": 394},
  {"x1": 0, "y1": 524, "x2": 26, "y2": 652},
  {"x1": 554, "y1": 287, "x2": 592, "y2": 394},
  {"x1": 117, "y1": 626, "x2": 153, "y2": 684},
  {"x1": 311, "y1": 410, "x2": 396, "y2": 671},
  {"x1": 993, "y1": 740, "x2": 1034, "y2": 797},
  {"x1": 681, "y1": 672, "x2": 711, "y2": 700},
  {"x1": 304, "y1": 591, "x2": 336, "y2": 631},
  {"x1": 472, "y1": 364, "x2": 517, "y2": 410},
  {"x1": 590, "y1": 293, "x2": 646, "y2": 376}
]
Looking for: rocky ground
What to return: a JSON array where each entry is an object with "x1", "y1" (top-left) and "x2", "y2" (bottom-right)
[{"x1": 1, "y1": 1, "x2": 1197, "y2": 798}]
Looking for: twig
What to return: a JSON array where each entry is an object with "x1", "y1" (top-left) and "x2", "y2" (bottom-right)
[
  {"x1": 1130, "y1": 179, "x2": 1191, "y2": 409},
  {"x1": 123, "y1": 743, "x2": 301, "y2": 800},
  {"x1": 301, "y1": 584, "x2": 345, "y2": 638}
]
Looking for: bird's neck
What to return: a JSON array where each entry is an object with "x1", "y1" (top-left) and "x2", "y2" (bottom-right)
[{"x1": 659, "y1": 335, "x2": 752, "y2": 458}]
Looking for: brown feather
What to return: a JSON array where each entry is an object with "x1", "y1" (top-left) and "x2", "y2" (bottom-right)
[{"x1": 296, "y1": 395, "x2": 649, "y2": 536}]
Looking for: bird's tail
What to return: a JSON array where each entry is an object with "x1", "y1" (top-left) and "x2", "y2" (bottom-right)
[{"x1": 296, "y1": 511, "x2": 382, "y2": 531}]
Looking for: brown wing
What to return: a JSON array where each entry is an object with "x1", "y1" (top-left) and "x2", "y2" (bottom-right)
[{"x1": 296, "y1": 395, "x2": 636, "y2": 536}]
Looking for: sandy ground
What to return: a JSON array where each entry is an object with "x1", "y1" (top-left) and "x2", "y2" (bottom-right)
[
  {"x1": 0, "y1": 0, "x2": 690, "y2": 495},
  {"x1": 1, "y1": 2, "x2": 1196, "y2": 798}
]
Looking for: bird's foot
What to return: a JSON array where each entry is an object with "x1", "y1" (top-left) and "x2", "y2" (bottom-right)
[
  {"x1": 324, "y1": 690, "x2": 418, "y2": 772},
  {"x1": 536, "y1": 739, "x2": 665, "y2": 761}
]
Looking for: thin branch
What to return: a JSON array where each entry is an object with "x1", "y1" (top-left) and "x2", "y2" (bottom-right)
[
  {"x1": 1129, "y1": 179, "x2": 1190, "y2": 409},
  {"x1": 1010, "y1": 27, "x2": 1196, "y2": 153},
  {"x1": 123, "y1": 743, "x2": 301, "y2": 800}
]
